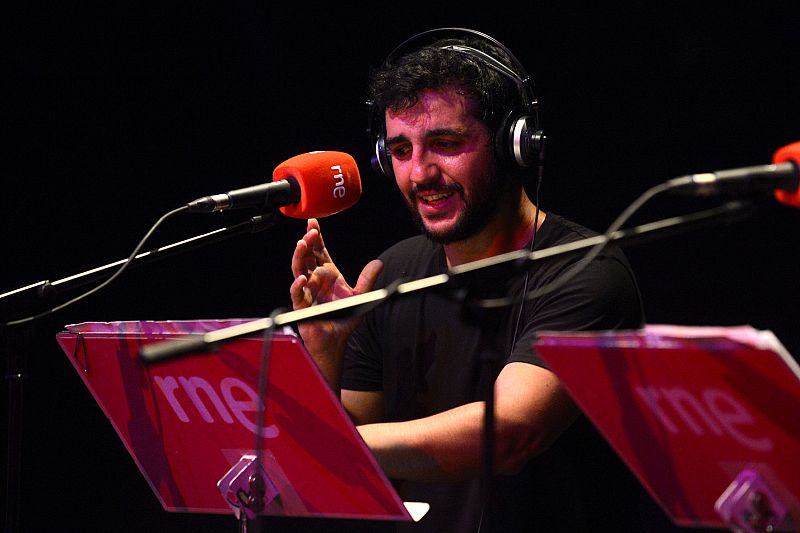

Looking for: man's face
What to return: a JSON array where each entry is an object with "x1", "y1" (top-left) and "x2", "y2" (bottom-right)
[{"x1": 384, "y1": 88, "x2": 503, "y2": 243}]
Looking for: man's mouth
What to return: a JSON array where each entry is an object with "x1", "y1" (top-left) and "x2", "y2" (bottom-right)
[
  {"x1": 411, "y1": 182, "x2": 462, "y2": 208},
  {"x1": 418, "y1": 191, "x2": 454, "y2": 205}
]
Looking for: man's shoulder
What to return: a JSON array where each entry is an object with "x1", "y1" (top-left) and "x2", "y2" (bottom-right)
[
  {"x1": 537, "y1": 212, "x2": 601, "y2": 247},
  {"x1": 538, "y1": 212, "x2": 633, "y2": 264}
]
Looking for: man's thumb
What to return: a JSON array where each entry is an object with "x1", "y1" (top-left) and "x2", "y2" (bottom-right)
[{"x1": 354, "y1": 259, "x2": 384, "y2": 295}]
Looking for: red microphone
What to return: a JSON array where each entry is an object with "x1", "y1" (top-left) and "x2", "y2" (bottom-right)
[
  {"x1": 274, "y1": 151, "x2": 361, "y2": 218},
  {"x1": 773, "y1": 141, "x2": 800, "y2": 208},
  {"x1": 666, "y1": 141, "x2": 800, "y2": 206},
  {"x1": 186, "y1": 151, "x2": 362, "y2": 218}
]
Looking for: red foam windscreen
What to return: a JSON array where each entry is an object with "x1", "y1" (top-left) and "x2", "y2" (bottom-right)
[{"x1": 273, "y1": 151, "x2": 362, "y2": 219}]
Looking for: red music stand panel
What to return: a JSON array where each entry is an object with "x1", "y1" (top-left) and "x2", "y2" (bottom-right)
[
  {"x1": 534, "y1": 325, "x2": 800, "y2": 531},
  {"x1": 55, "y1": 320, "x2": 411, "y2": 522}
]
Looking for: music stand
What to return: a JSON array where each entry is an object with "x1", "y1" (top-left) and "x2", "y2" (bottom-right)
[
  {"x1": 534, "y1": 324, "x2": 800, "y2": 533},
  {"x1": 55, "y1": 319, "x2": 416, "y2": 526}
]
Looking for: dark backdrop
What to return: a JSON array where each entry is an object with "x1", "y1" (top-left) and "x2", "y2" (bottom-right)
[{"x1": 3, "y1": 3, "x2": 798, "y2": 532}]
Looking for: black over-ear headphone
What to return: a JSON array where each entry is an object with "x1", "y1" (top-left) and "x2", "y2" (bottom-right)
[{"x1": 367, "y1": 27, "x2": 545, "y2": 180}]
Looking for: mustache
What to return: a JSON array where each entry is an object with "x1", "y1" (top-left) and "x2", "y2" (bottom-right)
[{"x1": 408, "y1": 182, "x2": 464, "y2": 202}]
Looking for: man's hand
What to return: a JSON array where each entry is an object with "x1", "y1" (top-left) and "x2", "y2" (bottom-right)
[{"x1": 289, "y1": 218, "x2": 383, "y2": 390}]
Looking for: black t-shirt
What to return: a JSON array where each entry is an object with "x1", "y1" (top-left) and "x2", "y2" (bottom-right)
[{"x1": 342, "y1": 213, "x2": 657, "y2": 532}]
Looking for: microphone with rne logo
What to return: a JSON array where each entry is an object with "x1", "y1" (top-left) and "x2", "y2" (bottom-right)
[
  {"x1": 186, "y1": 151, "x2": 362, "y2": 218},
  {"x1": 274, "y1": 151, "x2": 361, "y2": 218}
]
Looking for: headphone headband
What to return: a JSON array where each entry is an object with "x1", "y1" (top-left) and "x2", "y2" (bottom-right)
[{"x1": 381, "y1": 27, "x2": 538, "y2": 114}]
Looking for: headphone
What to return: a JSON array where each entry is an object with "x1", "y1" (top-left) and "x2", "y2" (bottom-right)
[{"x1": 367, "y1": 27, "x2": 545, "y2": 180}]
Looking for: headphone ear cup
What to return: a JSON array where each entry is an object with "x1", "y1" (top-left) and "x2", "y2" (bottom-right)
[
  {"x1": 497, "y1": 111, "x2": 545, "y2": 168},
  {"x1": 372, "y1": 134, "x2": 395, "y2": 180},
  {"x1": 367, "y1": 99, "x2": 395, "y2": 180}
]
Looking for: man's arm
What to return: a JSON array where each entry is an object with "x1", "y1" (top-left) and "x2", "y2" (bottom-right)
[{"x1": 350, "y1": 362, "x2": 580, "y2": 481}]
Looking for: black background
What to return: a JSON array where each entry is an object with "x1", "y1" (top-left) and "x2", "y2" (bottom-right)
[{"x1": 3, "y1": 2, "x2": 799, "y2": 531}]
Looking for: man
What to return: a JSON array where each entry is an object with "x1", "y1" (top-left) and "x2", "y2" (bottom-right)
[{"x1": 289, "y1": 29, "x2": 659, "y2": 532}]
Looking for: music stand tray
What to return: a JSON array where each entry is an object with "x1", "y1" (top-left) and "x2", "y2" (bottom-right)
[
  {"x1": 534, "y1": 324, "x2": 800, "y2": 532},
  {"x1": 55, "y1": 319, "x2": 413, "y2": 523}
]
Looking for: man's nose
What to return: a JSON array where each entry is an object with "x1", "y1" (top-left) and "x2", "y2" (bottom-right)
[{"x1": 409, "y1": 149, "x2": 440, "y2": 185}]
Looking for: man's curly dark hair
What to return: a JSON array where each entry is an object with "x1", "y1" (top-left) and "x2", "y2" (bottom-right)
[{"x1": 368, "y1": 35, "x2": 524, "y2": 133}]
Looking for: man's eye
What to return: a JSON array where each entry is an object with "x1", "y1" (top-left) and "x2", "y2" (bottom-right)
[
  {"x1": 434, "y1": 139, "x2": 462, "y2": 152},
  {"x1": 389, "y1": 145, "x2": 411, "y2": 158}
]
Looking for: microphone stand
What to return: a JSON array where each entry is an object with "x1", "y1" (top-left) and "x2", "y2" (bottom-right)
[
  {"x1": 138, "y1": 201, "x2": 753, "y2": 529},
  {"x1": 1, "y1": 213, "x2": 276, "y2": 305},
  {"x1": 141, "y1": 201, "x2": 754, "y2": 363},
  {"x1": 1, "y1": 213, "x2": 276, "y2": 533}
]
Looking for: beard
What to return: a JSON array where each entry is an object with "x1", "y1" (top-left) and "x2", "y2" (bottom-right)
[{"x1": 405, "y1": 168, "x2": 506, "y2": 244}]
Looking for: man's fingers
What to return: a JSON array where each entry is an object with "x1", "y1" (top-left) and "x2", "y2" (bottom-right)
[
  {"x1": 305, "y1": 219, "x2": 334, "y2": 264},
  {"x1": 289, "y1": 274, "x2": 310, "y2": 309},
  {"x1": 292, "y1": 238, "x2": 312, "y2": 278}
]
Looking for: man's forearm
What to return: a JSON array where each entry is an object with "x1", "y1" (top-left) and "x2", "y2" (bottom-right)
[
  {"x1": 355, "y1": 363, "x2": 581, "y2": 481},
  {"x1": 357, "y1": 401, "x2": 497, "y2": 481}
]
